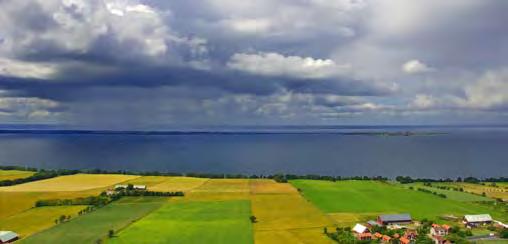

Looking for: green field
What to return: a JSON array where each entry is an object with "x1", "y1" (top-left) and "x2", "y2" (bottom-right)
[
  {"x1": 403, "y1": 183, "x2": 493, "y2": 202},
  {"x1": 21, "y1": 197, "x2": 165, "y2": 244},
  {"x1": 290, "y1": 180, "x2": 508, "y2": 221},
  {"x1": 110, "y1": 200, "x2": 254, "y2": 244}
]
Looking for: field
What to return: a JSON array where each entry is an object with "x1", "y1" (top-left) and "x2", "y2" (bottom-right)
[
  {"x1": 110, "y1": 200, "x2": 253, "y2": 244},
  {"x1": 290, "y1": 180, "x2": 508, "y2": 223},
  {"x1": 0, "y1": 169, "x2": 35, "y2": 181},
  {"x1": 21, "y1": 197, "x2": 166, "y2": 244},
  {"x1": 0, "y1": 206, "x2": 87, "y2": 238},
  {"x1": 125, "y1": 176, "x2": 208, "y2": 192},
  {"x1": 0, "y1": 190, "x2": 101, "y2": 219},
  {"x1": 433, "y1": 182, "x2": 508, "y2": 201},
  {"x1": 0, "y1": 174, "x2": 139, "y2": 192},
  {"x1": 249, "y1": 179, "x2": 333, "y2": 244},
  {"x1": 403, "y1": 183, "x2": 493, "y2": 202}
]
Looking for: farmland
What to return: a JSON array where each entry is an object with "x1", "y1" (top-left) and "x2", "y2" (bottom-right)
[
  {"x1": 21, "y1": 198, "x2": 166, "y2": 244},
  {"x1": 0, "y1": 206, "x2": 87, "y2": 238},
  {"x1": 290, "y1": 180, "x2": 508, "y2": 222},
  {"x1": 110, "y1": 200, "x2": 254, "y2": 244},
  {"x1": 0, "y1": 174, "x2": 139, "y2": 192},
  {"x1": 432, "y1": 182, "x2": 508, "y2": 201},
  {"x1": 0, "y1": 170, "x2": 35, "y2": 181},
  {"x1": 2, "y1": 174, "x2": 507, "y2": 244}
]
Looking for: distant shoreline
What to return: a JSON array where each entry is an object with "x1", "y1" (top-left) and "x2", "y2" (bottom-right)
[{"x1": 0, "y1": 129, "x2": 447, "y2": 136}]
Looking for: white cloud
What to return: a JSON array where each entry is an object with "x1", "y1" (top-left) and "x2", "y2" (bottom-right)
[
  {"x1": 227, "y1": 52, "x2": 351, "y2": 79},
  {"x1": 463, "y1": 68, "x2": 508, "y2": 109},
  {"x1": 0, "y1": 58, "x2": 57, "y2": 79},
  {"x1": 402, "y1": 59, "x2": 434, "y2": 74}
]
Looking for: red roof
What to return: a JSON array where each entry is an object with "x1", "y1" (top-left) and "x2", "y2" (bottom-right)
[
  {"x1": 400, "y1": 237, "x2": 410, "y2": 244},
  {"x1": 382, "y1": 235, "x2": 391, "y2": 241},
  {"x1": 374, "y1": 232, "x2": 383, "y2": 238},
  {"x1": 442, "y1": 224, "x2": 451, "y2": 230}
]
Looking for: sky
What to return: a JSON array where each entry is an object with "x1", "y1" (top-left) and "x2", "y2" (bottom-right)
[{"x1": 0, "y1": 0, "x2": 507, "y2": 129}]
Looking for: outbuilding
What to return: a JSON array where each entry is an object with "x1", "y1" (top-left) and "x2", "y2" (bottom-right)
[
  {"x1": 464, "y1": 214, "x2": 492, "y2": 227},
  {"x1": 377, "y1": 214, "x2": 412, "y2": 226},
  {"x1": 0, "y1": 231, "x2": 19, "y2": 243}
]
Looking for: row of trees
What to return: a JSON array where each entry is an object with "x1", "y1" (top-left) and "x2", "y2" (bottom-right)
[
  {"x1": 0, "y1": 169, "x2": 80, "y2": 186},
  {"x1": 395, "y1": 176, "x2": 502, "y2": 184},
  {"x1": 35, "y1": 190, "x2": 184, "y2": 207}
]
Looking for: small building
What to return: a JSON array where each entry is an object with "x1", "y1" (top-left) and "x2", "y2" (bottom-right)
[
  {"x1": 403, "y1": 229, "x2": 418, "y2": 241},
  {"x1": 352, "y1": 223, "x2": 369, "y2": 234},
  {"x1": 373, "y1": 232, "x2": 383, "y2": 240},
  {"x1": 463, "y1": 214, "x2": 492, "y2": 227},
  {"x1": 133, "y1": 185, "x2": 146, "y2": 190},
  {"x1": 399, "y1": 237, "x2": 410, "y2": 244},
  {"x1": 368, "y1": 220, "x2": 382, "y2": 227},
  {"x1": 0, "y1": 231, "x2": 19, "y2": 243},
  {"x1": 378, "y1": 214, "x2": 412, "y2": 226},
  {"x1": 114, "y1": 184, "x2": 128, "y2": 190},
  {"x1": 430, "y1": 224, "x2": 449, "y2": 236},
  {"x1": 381, "y1": 235, "x2": 392, "y2": 243},
  {"x1": 357, "y1": 233, "x2": 372, "y2": 241}
]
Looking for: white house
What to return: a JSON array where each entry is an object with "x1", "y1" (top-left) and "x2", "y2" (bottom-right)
[
  {"x1": 353, "y1": 223, "x2": 369, "y2": 234},
  {"x1": 0, "y1": 231, "x2": 19, "y2": 243}
]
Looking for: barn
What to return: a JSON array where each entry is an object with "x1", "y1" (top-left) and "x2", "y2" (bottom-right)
[
  {"x1": 377, "y1": 214, "x2": 412, "y2": 226},
  {"x1": 0, "y1": 231, "x2": 19, "y2": 243}
]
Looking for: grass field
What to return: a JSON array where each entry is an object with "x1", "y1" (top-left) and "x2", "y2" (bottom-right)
[
  {"x1": 21, "y1": 197, "x2": 165, "y2": 244},
  {"x1": 403, "y1": 183, "x2": 493, "y2": 202},
  {"x1": 0, "y1": 169, "x2": 35, "y2": 181},
  {"x1": 0, "y1": 206, "x2": 87, "y2": 238},
  {"x1": 0, "y1": 174, "x2": 139, "y2": 192},
  {"x1": 290, "y1": 180, "x2": 508, "y2": 222},
  {"x1": 110, "y1": 200, "x2": 254, "y2": 244}
]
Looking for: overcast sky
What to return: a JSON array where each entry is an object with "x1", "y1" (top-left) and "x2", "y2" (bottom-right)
[{"x1": 0, "y1": 0, "x2": 507, "y2": 129}]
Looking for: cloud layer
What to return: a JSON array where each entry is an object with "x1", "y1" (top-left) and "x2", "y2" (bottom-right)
[{"x1": 0, "y1": 0, "x2": 507, "y2": 127}]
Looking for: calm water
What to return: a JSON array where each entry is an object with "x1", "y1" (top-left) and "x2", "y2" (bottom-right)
[{"x1": 0, "y1": 126, "x2": 507, "y2": 178}]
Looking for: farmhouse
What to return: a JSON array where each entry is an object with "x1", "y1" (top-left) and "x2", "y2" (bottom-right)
[
  {"x1": 133, "y1": 185, "x2": 147, "y2": 190},
  {"x1": 353, "y1": 223, "x2": 372, "y2": 240},
  {"x1": 399, "y1": 237, "x2": 410, "y2": 244},
  {"x1": 377, "y1": 213, "x2": 412, "y2": 226},
  {"x1": 0, "y1": 231, "x2": 18, "y2": 243},
  {"x1": 430, "y1": 224, "x2": 450, "y2": 236},
  {"x1": 114, "y1": 184, "x2": 147, "y2": 190},
  {"x1": 463, "y1": 214, "x2": 492, "y2": 227},
  {"x1": 367, "y1": 220, "x2": 382, "y2": 227}
]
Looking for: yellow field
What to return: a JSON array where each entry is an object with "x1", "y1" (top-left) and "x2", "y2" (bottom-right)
[
  {"x1": 0, "y1": 174, "x2": 139, "y2": 192},
  {"x1": 327, "y1": 212, "x2": 381, "y2": 227},
  {"x1": 191, "y1": 179, "x2": 250, "y2": 193},
  {"x1": 150, "y1": 177, "x2": 208, "y2": 192},
  {"x1": 249, "y1": 179, "x2": 298, "y2": 194},
  {"x1": 249, "y1": 179, "x2": 333, "y2": 244},
  {"x1": 0, "y1": 189, "x2": 101, "y2": 220},
  {"x1": 450, "y1": 183, "x2": 508, "y2": 201},
  {"x1": 0, "y1": 206, "x2": 87, "y2": 238},
  {"x1": 0, "y1": 170, "x2": 35, "y2": 181}
]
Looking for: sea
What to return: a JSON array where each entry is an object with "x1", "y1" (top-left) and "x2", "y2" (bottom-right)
[{"x1": 0, "y1": 126, "x2": 507, "y2": 178}]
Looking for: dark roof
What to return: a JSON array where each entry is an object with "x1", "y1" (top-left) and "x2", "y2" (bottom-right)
[{"x1": 378, "y1": 214, "x2": 412, "y2": 222}]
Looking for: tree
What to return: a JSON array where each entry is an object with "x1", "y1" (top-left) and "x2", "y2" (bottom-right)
[
  {"x1": 127, "y1": 184, "x2": 134, "y2": 190},
  {"x1": 250, "y1": 215, "x2": 257, "y2": 223},
  {"x1": 108, "y1": 229, "x2": 115, "y2": 238},
  {"x1": 59, "y1": 215, "x2": 66, "y2": 223}
]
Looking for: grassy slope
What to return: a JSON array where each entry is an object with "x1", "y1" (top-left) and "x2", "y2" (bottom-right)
[
  {"x1": 20, "y1": 198, "x2": 165, "y2": 244},
  {"x1": 403, "y1": 183, "x2": 493, "y2": 202},
  {"x1": 0, "y1": 170, "x2": 35, "y2": 181},
  {"x1": 0, "y1": 206, "x2": 87, "y2": 238},
  {"x1": 290, "y1": 180, "x2": 508, "y2": 222},
  {"x1": 110, "y1": 200, "x2": 254, "y2": 244}
]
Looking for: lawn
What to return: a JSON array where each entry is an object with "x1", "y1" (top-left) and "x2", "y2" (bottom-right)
[
  {"x1": 0, "y1": 170, "x2": 35, "y2": 181},
  {"x1": 290, "y1": 180, "x2": 508, "y2": 222},
  {"x1": 0, "y1": 206, "x2": 87, "y2": 238},
  {"x1": 110, "y1": 200, "x2": 254, "y2": 244},
  {"x1": 403, "y1": 183, "x2": 493, "y2": 202},
  {"x1": 20, "y1": 198, "x2": 164, "y2": 244},
  {"x1": 0, "y1": 174, "x2": 139, "y2": 192}
]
